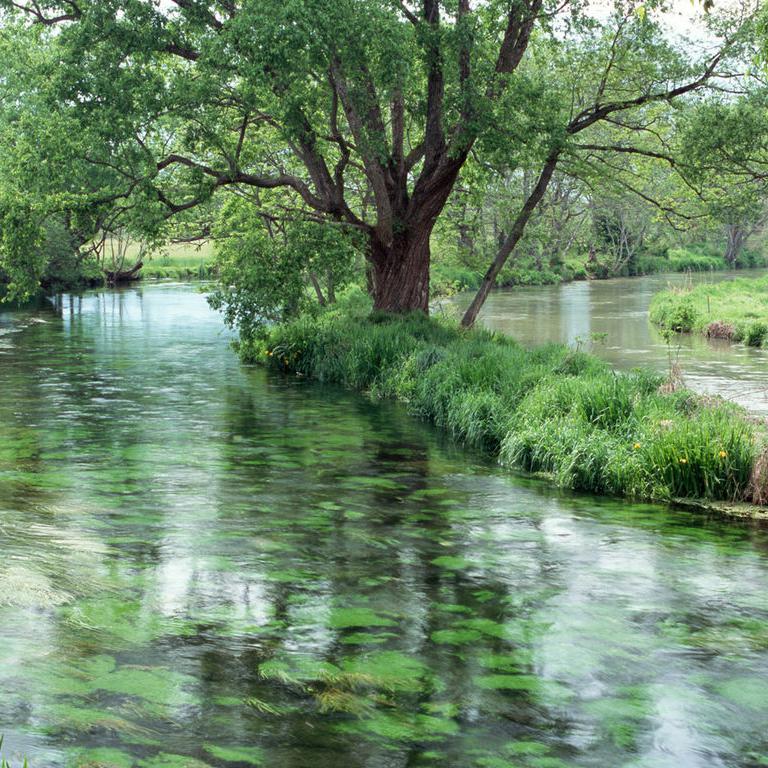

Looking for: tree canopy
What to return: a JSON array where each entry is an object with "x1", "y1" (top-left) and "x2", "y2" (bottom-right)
[{"x1": 0, "y1": 0, "x2": 766, "y2": 326}]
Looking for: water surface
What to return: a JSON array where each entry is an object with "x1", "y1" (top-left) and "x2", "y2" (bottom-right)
[
  {"x1": 450, "y1": 269, "x2": 768, "y2": 413},
  {"x1": 1, "y1": 285, "x2": 768, "y2": 768}
]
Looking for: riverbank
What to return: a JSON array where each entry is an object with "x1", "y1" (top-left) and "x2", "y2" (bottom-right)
[
  {"x1": 650, "y1": 275, "x2": 768, "y2": 347},
  {"x1": 431, "y1": 246, "x2": 764, "y2": 297},
  {"x1": 111, "y1": 243, "x2": 217, "y2": 282},
  {"x1": 248, "y1": 307, "x2": 768, "y2": 509}
]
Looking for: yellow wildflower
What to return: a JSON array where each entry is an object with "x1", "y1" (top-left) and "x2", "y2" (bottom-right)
[
  {"x1": 679, "y1": 458, "x2": 688, "y2": 464},
  {"x1": 633, "y1": 442, "x2": 641, "y2": 450},
  {"x1": 719, "y1": 450, "x2": 727, "y2": 458}
]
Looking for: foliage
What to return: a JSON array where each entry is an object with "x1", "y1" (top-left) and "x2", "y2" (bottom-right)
[
  {"x1": 0, "y1": 0, "x2": 764, "y2": 320},
  {"x1": 429, "y1": 242, "x2": 760, "y2": 300},
  {"x1": 650, "y1": 276, "x2": 768, "y2": 346},
  {"x1": 256, "y1": 307, "x2": 760, "y2": 503},
  {"x1": 208, "y1": 202, "x2": 360, "y2": 338},
  {"x1": 649, "y1": 292, "x2": 701, "y2": 333}
]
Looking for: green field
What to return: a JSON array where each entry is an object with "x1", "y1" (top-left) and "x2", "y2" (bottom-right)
[
  {"x1": 104, "y1": 240, "x2": 217, "y2": 280},
  {"x1": 649, "y1": 276, "x2": 768, "y2": 347}
]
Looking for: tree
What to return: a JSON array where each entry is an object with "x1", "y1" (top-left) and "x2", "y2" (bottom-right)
[
  {"x1": 672, "y1": 88, "x2": 768, "y2": 266},
  {"x1": 458, "y1": 2, "x2": 760, "y2": 325},
  {"x1": 0, "y1": 0, "x2": 760, "y2": 321},
  {"x1": 208, "y1": 199, "x2": 360, "y2": 337},
  {"x1": 0, "y1": 0, "x2": 557, "y2": 311}
]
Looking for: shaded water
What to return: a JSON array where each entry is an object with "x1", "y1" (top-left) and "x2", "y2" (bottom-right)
[
  {"x1": 2, "y1": 285, "x2": 768, "y2": 768},
  {"x1": 452, "y1": 269, "x2": 768, "y2": 413}
]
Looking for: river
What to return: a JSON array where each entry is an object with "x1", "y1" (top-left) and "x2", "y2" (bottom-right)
[
  {"x1": 1, "y1": 284, "x2": 768, "y2": 768},
  {"x1": 449, "y1": 268, "x2": 768, "y2": 414}
]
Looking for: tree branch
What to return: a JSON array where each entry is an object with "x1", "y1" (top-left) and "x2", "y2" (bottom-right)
[{"x1": 568, "y1": 51, "x2": 725, "y2": 135}]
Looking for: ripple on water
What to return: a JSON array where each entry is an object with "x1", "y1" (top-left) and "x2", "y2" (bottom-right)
[{"x1": 0, "y1": 285, "x2": 768, "y2": 768}]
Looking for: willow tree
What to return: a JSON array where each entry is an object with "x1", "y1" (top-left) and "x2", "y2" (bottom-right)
[
  {"x1": 2, "y1": 0, "x2": 555, "y2": 311},
  {"x1": 0, "y1": 0, "x2": 759, "y2": 317}
]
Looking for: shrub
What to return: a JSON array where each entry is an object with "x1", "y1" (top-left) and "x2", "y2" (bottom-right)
[
  {"x1": 666, "y1": 248, "x2": 723, "y2": 273},
  {"x1": 706, "y1": 321, "x2": 735, "y2": 340},
  {"x1": 651, "y1": 293, "x2": 700, "y2": 332},
  {"x1": 563, "y1": 259, "x2": 590, "y2": 280},
  {"x1": 430, "y1": 263, "x2": 482, "y2": 296},
  {"x1": 743, "y1": 321, "x2": 768, "y2": 347}
]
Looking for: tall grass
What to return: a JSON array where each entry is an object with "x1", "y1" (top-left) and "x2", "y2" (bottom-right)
[
  {"x1": 140, "y1": 244, "x2": 217, "y2": 281},
  {"x1": 250, "y1": 308, "x2": 763, "y2": 505}
]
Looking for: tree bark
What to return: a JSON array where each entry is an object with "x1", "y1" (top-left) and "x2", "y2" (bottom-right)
[
  {"x1": 370, "y1": 228, "x2": 432, "y2": 313},
  {"x1": 104, "y1": 260, "x2": 143, "y2": 286},
  {"x1": 309, "y1": 271, "x2": 327, "y2": 306},
  {"x1": 724, "y1": 224, "x2": 745, "y2": 267},
  {"x1": 461, "y1": 154, "x2": 559, "y2": 328}
]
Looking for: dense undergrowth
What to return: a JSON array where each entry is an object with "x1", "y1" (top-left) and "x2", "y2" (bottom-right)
[
  {"x1": 244, "y1": 300, "x2": 765, "y2": 505},
  {"x1": 430, "y1": 245, "x2": 762, "y2": 297},
  {"x1": 650, "y1": 276, "x2": 768, "y2": 348}
]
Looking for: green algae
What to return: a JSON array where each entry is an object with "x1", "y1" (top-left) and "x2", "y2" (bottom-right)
[
  {"x1": 66, "y1": 748, "x2": 134, "y2": 768},
  {"x1": 328, "y1": 607, "x2": 397, "y2": 629},
  {"x1": 3, "y1": 286, "x2": 768, "y2": 768},
  {"x1": 137, "y1": 755, "x2": 214, "y2": 768},
  {"x1": 202, "y1": 745, "x2": 263, "y2": 766}
]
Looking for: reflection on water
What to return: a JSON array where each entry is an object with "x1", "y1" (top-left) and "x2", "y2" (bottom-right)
[
  {"x1": 451, "y1": 270, "x2": 768, "y2": 413},
  {"x1": 1, "y1": 285, "x2": 768, "y2": 768}
]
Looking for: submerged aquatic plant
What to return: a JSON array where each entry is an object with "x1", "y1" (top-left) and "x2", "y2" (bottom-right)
[
  {"x1": 0, "y1": 737, "x2": 28, "y2": 768},
  {"x1": 255, "y1": 650, "x2": 439, "y2": 727}
]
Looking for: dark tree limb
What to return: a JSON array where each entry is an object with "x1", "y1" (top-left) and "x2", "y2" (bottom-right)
[{"x1": 461, "y1": 152, "x2": 560, "y2": 328}]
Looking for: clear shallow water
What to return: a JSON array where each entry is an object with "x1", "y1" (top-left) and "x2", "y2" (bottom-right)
[
  {"x1": 1, "y1": 285, "x2": 768, "y2": 768},
  {"x1": 451, "y1": 269, "x2": 768, "y2": 414}
]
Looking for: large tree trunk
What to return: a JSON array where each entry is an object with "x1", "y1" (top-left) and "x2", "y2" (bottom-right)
[
  {"x1": 370, "y1": 228, "x2": 432, "y2": 313},
  {"x1": 725, "y1": 224, "x2": 745, "y2": 267}
]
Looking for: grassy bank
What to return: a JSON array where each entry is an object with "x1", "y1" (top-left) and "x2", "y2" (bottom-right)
[
  {"x1": 430, "y1": 245, "x2": 762, "y2": 297},
  {"x1": 650, "y1": 276, "x2": 768, "y2": 347},
  {"x1": 244, "y1": 305, "x2": 767, "y2": 506},
  {"x1": 122, "y1": 241, "x2": 217, "y2": 281}
]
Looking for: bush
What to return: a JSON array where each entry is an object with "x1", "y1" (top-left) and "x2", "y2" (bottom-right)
[
  {"x1": 257, "y1": 309, "x2": 761, "y2": 504},
  {"x1": 706, "y1": 321, "x2": 735, "y2": 340},
  {"x1": 498, "y1": 267, "x2": 562, "y2": 287},
  {"x1": 636, "y1": 245, "x2": 733, "y2": 277},
  {"x1": 430, "y1": 263, "x2": 481, "y2": 296},
  {"x1": 665, "y1": 247, "x2": 723, "y2": 273},
  {"x1": 649, "y1": 292, "x2": 700, "y2": 332},
  {"x1": 743, "y1": 321, "x2": 768, "y2": 347},
  {"x1": 735, "y1": 248, "x2": 766, "y2": 269},
  {"x1": 562, "y1": 259, "x2": 590, "y2": 281}
]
